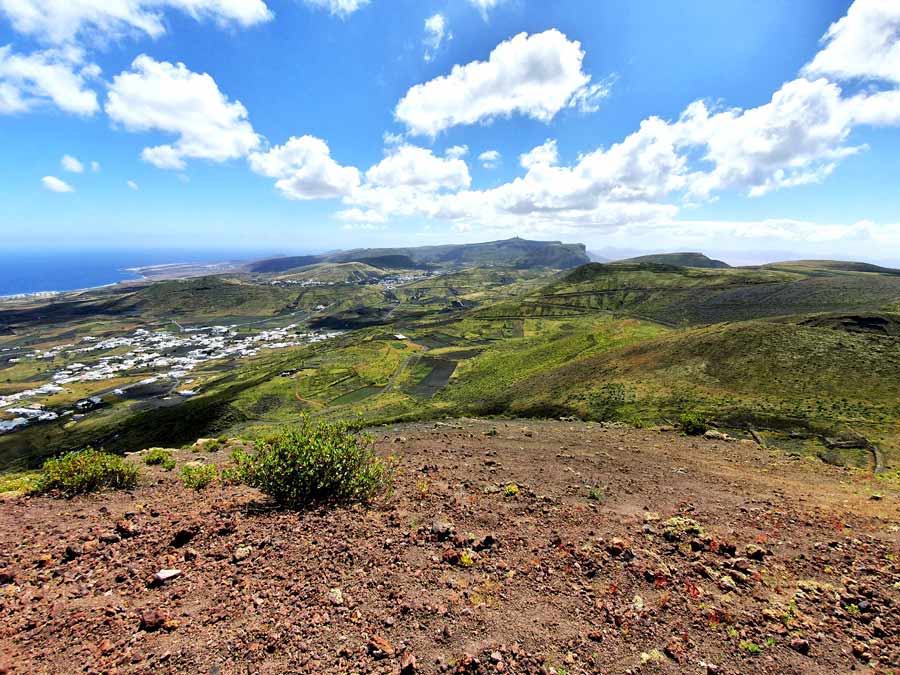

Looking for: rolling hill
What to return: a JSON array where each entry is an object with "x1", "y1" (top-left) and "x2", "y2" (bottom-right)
[
  {"x1": 244, "y1": 238, "x2": 590, "y2": 274},
  {"x1": 620, "y1": 252, "x2": 731, "y2": 268}
]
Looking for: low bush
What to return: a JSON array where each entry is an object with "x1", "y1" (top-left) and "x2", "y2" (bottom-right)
[
  {"x1": 38, "y1": 449, "x2": 138, "y2": 497},
  {"x1": 181, "y1": 464, "x2": 218, "y2": 490},
  {"x1": 143, "y1": 448, "x2": 176, "y2": 471},
  {"x1": 231, "y1": 417, "x2": 392, "y2": 507},
  {"x1": 680, "y1": 411, "x2": 709, "y2": 436}
]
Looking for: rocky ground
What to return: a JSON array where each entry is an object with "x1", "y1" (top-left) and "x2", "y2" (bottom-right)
[{"x1": 1, "y1": 419, "x2": 899, "y2": 675}]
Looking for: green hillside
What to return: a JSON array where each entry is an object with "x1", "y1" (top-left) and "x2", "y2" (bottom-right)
[
  {"x1": 326, "y1": 237, "x2": 589, "y2": 269},
  {"x1": 475, "y1": 261, "x2": 900, "y2": 326},
  {"x1": 621, "y1": 252, "x2": 731, "y2": 268},
  {"x1": 274, "y1": 262, "x2": 386, "y2": 283}
]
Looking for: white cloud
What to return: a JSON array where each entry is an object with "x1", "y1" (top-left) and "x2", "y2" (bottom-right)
[
  {"x1": 366, "y1": 144, "x2": 470, "y2": 191},
  {"x1": 249, "y1": 135, "x2": 360, "y2": 200},
  {"x1": 424, "y1": 13, "x2": 450, "y2": 62},
  {"x1": 61, "y1": 154, "x2": 84, "y2": 173},
  {"x1": 41, "y1": 175, "x2": 74, "y2": 192},
  {"x1": 90, "y1": 160, "x2": 101, "y2": 172},
  {"x1": 0, "y1": 0, "x2": 272, "y2": 45},
  {"x1": 519, "y1": 139, "x2": 558, "y2": 168},
  {"x1": 478, "y1": 149, "x2": 501, "y2": 168},
  {"x1": 382, "y1": 131, "x2": 404, "y2": 146},
  {"x1": 803, "y1": 0, "x2": 900, "y2": 84},
  {"x1": 467, "y1": 0, "x2": 508, "y2": 19},
  {"x1": 127, "y1": 179, "x2": 139, "y2": 190},
  {"x1": 0, "y1": 46, "x2": 99, "y2": 115},
  {"x1": 675, "y1": 77, "x2": 862, "y2": 198},
  {"x1": 395, "y1": 29, "x2": 609, "y2": 136},
  {"x1": 106, "y1": 55, "x2": 260, "y2": 170},
  {"x1": 302, "y1": 0, "x2": 368, "y2": 18},
  {"x1": 445, "y1": 144, "x2": 469, "y2": 159}
]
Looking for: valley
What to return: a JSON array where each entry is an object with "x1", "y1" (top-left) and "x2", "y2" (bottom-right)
[{"x1": 1, "y1": 239, "x2": 898, "y2": 475}]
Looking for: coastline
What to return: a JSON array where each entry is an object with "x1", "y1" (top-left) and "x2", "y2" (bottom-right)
[
  {"x1": 0, "y1": 281, "x2": 127, "y2": 301},
  {"x1": 0, "y1": 259, "x2": 247, "y2": 302}
]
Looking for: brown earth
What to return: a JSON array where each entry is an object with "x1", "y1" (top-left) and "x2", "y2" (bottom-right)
[{"x1": 1, "y1": 419, "x2": 899, "y2": 675}]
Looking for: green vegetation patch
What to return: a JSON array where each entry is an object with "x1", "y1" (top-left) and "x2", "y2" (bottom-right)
[
  {"x1": 231, "y1": 417, "x2": 392, "y2": 508},
  {"x1": 37, "y1": 449, "x2": 138, "y2": 497}
]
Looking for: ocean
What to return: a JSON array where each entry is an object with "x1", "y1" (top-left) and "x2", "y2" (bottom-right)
[{"x1": 0, "y1": 248, "x2": 274, "y2": 297}]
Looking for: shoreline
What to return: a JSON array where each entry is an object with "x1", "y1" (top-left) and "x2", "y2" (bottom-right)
[
  {"x1": 0, "y1": 259, "x2": 248, "y2": 302},
  {"x1": 0, "y1": 281, "x2": 128, "y2": 301}
]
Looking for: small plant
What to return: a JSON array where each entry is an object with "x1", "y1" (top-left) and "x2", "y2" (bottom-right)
[
  {"x1": 230, "y1": 417, "x2": 392, "y2": 507},
  {"x1": 680, "y1": 411, "x2": 709, "y2": 436},
  {"x1": 459, "y1": 549, "x2": 475, "y2": 567},
  {"x1": 763, "y1": 637, "x2": 776, "y2": 648},
  {"x1": 726, "y1": 625, "x2": 739, "y2": 639},
  {"x1": 181, "y1": 464, "x2": 218, "y2": 490},
  {"x1": 846, "y1": 603, "x2": 861, "y2": 616},
  {"x1": 37, "y1": 449, "x2": 138, "y2": 497},
  {"x1": 416, "y1": 478, "x2": 430, "y2": 498},
  {"x1": 739, "y1": 641, "x2": 762, "y2": 655},
  {"x1": 503, "y1": 483, "x2": 520, "y2": 498},
  {"x1": 0, "y1": 470, "x2": 41, "y2": 496},
  {"x1": 143, "y1": 448, "x2": 176, "y2": 471},
  {"x1": 587, "y1": 486, "x2": 605, "y2": 502}
]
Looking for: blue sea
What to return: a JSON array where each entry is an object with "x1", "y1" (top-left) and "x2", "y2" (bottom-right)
[{"x1": 0, "y1": 248, "x2": 281, "y2": 297}]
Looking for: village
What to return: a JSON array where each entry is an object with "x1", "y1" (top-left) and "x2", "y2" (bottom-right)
[
  {"x1": 0, "y1": 323, "x2": 342, "y2": 435},
  {"x1": 267, "y1": 269, "x2": 442, "y2": 289}
]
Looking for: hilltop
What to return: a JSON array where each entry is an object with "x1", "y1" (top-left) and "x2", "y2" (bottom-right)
[
  {"x1": 245, "y1": 238, "x2": 590, "y2": 275},
  {"x1": 620, "y1": 252, "x2": 731, "y2": 268},
  {"x1": 1, "y1": 419, "x2": 898, "y2": 674}
]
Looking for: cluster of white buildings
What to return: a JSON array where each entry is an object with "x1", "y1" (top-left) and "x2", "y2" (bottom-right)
[{"x1": 0, "y1": 323, "x2": 342, "y2": 435}]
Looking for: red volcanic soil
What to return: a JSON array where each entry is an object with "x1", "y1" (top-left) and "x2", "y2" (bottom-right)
[{"x1": 1, "y1": 419, "x2": 898, "y2": 674}]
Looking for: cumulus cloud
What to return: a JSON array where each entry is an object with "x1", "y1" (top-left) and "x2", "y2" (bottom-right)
[
  {"x1": 478, "y1": 149, "x2": 501, "y2": 168},
  {"x1": 302, "y1": 0, "x2": 368, "y2": 18},
  {"x1": 803, "y1": 0, "x2": 900, "y2": 84},
  {"x1": 41, "y1": 175, "x2": 73, "y2": 192},
  {"x1": 366, "y1": 144, "x2": 470, "y2": 191},
  {"x1": 0, "y1": 0, "x2": 272, "y2": 45},
  {"x1": 519, "y1": 139, "x2": 558, "y2": 168},
  {"x1": 395, "y1": 30, "x2": 609, "y2": 136},
  {"x1": 445, "y1": 145, "x2": 469, "y2": 159},
  {"x1": 106, "y1": 55, "x2": 260, "y2": 170},
  {"x1": 424, "y1": 13, "x2": 449, "y2": 62},
  {"x1": 61, "y1": 154, "x2": 84, "y2": 173},
  {"x1": 674, "y1": 77, "x2": 862, "y2": 198},
  {"x1": 249, "y1": 135, "x2": 360, "y2": 200},
  {"x1": 0, "y1": 46, "x2": 99, "y2": 115}
]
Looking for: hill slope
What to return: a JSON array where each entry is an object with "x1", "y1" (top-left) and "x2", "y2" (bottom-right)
[
  {"x1": 621, "y1": 252, "x2": 731, "y2": 268},
  {"x1": 2, "y1": 420, "x2": 898, "y2": 674}
]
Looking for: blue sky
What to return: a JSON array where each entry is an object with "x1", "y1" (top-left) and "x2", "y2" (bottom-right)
[{"x1": 2, "y1": 0, "x2": 900, "y2": 264}]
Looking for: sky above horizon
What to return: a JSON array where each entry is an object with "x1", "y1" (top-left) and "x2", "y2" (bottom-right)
[{"x1": 2, "y1": 0, "x2": 900, "y2": 265}]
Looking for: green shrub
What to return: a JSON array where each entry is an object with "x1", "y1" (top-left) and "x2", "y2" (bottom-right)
[
  {"x1": 143, "y1": 448, "x2": 176, "y2": 471},
  {"x1": 680, "y1": 411, "x2": 709, "y2": 436},
  {"x1": 231, "y1": 417, "x2": 392, "y2": 507},
  {"x1": 181, "y1": 464, "x2": 218, "y2": 490},
  {"x1": 587, "y1": 486, "x2": 605, "y2": 502},
  {"x1": 38, "y1": 449, "x2": 138, "y2": 496}
]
